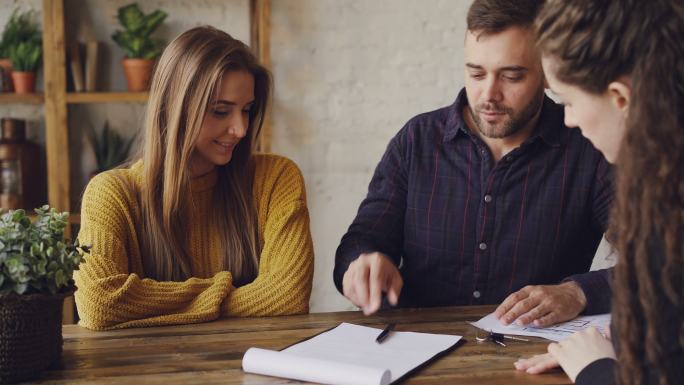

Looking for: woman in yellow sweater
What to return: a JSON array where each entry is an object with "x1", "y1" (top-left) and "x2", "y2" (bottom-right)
[{"x1": 74, "y1": 26, "x2": 314, "y2": 330}]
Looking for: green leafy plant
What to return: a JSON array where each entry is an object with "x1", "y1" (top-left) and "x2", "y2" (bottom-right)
[
  {"x1": 0, "y1": 206, "x2": 88, "y2": 296},
  {"x1": 0, "y1": 8, "x2": 41, "y2": 59},
  {"x1": 86, "y1": 121, "x2": 137, "y2": 174},
  {"x1": 111, "y1": 3, "x2": 167, "y2": 59},
  {"x1": 8, "y1": 39, "x2": 41, "y2": 72}
]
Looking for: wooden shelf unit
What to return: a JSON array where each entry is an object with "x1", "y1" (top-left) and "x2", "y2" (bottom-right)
[
  {"x1": 0, "y1": 93, "x2": 44, "y2": 103},
  {"x1": 66, "y1": 92, "x2": 149, "y2": 104}
]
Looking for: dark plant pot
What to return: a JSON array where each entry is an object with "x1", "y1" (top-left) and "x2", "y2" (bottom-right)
[
  {"x1": 0, "y1": 289, "x2": 73, "y2": 384},
  {"x1": 122, "y1": 58, "x2": 155, "y2": 92},
  {"x1": 10, "y1": 71, "x2": 36, "y2": 94}
]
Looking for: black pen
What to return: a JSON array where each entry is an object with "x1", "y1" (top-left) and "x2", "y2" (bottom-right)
[{"x1": 375, "y1": 323, "x2": 396, "y2": 343}]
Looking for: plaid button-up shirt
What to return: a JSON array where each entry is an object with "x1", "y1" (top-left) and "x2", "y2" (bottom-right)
[{"x1": 334, "y1": 89, "x2": 613, "y2": 314}]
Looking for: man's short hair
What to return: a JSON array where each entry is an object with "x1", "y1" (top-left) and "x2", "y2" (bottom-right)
[{"x1": 467, "y1": 0, "x2": 545, "y2": 35}]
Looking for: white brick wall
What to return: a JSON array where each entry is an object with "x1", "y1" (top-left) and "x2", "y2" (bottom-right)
[{"x1": 0, "y1": 0, "x2": 615, "y2": 313}]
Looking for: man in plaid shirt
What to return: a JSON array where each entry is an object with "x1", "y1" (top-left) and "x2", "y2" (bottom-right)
[{"x1": 334, "y1": 0, "x2": 612, "y2": 327}]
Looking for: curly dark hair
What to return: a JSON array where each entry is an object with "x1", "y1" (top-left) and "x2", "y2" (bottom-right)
[{"x1": 536, "y1": 1, "x2": 684, "y2": 385}]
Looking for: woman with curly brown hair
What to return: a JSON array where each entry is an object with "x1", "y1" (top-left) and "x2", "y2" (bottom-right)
[{"x1": 514, "y1": 1, "x2": 684, "y2": 384}]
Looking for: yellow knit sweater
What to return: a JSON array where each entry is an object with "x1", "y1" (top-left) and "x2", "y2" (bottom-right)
[{"x1": 74, "y1": 154, "x2": 314, "y2": 330}]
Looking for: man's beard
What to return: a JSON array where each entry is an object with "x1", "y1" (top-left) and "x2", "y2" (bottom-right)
[{"x1": 469, "y1": 88, "x2": 545, "y2": 139}]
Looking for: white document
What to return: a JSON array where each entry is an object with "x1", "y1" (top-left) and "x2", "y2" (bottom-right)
[
  {"x1": 470, "y1": 312, "x2": 611, "y2": 342},
  {"x1": 242, "y1": 322, "x2": 462, "y2": 385}
]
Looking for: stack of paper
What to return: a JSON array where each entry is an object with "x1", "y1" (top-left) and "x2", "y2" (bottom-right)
[
  {"x1": 470, "y1": 312, "x2": 611, "y2": 342},
  {"x1": 242, "y1": 322, "x2": 462, "y2": 385}
]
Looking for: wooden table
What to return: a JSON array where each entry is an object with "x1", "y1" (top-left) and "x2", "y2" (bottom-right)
[{"x1": 31, "y1": 306, "x2": 570, "y2": 384}]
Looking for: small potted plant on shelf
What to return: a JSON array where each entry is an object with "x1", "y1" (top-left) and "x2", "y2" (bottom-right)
[
  {"x1": 0, "y1": 206, "x2": 88, "y2": 384},
  {"x1": 0, "y1": 8, "x2": 42, "y2": 93},
  {"x1": 111, "y1": 3, "x2": 167, "y2": 92},
  {"x1": 7, "y1": 38, "x2": 42, "y2": 94},
  {"x1": 85, "y1": 121, "x2": 137, "y2": 178}
]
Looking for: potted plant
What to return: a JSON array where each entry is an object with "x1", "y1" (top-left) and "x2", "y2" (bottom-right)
[
  {"x1": 0, "y1": 8, "x2": 42, "y2": 93},
  {"x1": 85, "y1": 121, "x2": 137, "y2": 177},
  {"x1": 0, "y1": 206, "x2": 88, "y2": 384},
  {"x1": 7, "y1": 39, "x2": 41, "y2": 94},
  {"x1": 111, "y1": 3, "x2": 167, "y2": 92}
]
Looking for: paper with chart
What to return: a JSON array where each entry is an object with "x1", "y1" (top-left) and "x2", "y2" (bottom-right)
[
  {"x1": 470, "y1": 312, "x2": 611, "y2": 342},
  {"x1": 242, "y1": 322, "x2": 462, "y2": 385}
]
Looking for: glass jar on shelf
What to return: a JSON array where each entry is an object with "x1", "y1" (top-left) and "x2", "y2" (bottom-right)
[{"x1": 0, "y1": 118, "x2": 46, "y2": 210}]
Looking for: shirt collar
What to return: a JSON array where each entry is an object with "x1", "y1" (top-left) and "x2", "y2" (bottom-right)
[
  {"x1": 443, "y1": 87, "x2": 566, "y2": 148},
  {"x1": 443, "y1": 89, "x2": 471, "y2": 143}
]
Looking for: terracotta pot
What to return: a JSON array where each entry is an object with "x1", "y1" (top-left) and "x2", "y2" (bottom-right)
[
  {"x1": 0, "y1": 58, "x2": 12, "y2": 72},
  {"x1": 11, "y1": 71, "x2": 36, "y2": 94},
  {"x1": 122, "y1": 58, "x2": 155, "y2": 92},
  {"x1": 0, "y1": 58, "x2": 13, "y2": 92}
]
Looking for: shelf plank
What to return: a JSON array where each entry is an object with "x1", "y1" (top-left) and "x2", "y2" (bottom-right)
[
  {"x1": 0, "y1": 93, "x2": 44, "y2": 104},
  {"x1": 250, "y1": 0, "x2": 272, "y2": 153},
  {"x1": 66, "y1": 92, "x2": 148, "y2": 104},
  {"x1": 43, "y1": 0, "x2": 71, "y2": 228}
]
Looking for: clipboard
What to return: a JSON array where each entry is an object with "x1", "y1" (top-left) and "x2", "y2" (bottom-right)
[{"x1": 242, "y1": 322, "x2": 464, "y2": 385}]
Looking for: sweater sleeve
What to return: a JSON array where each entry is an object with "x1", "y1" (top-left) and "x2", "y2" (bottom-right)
[
  {"x1": 74, "y1": 171, "x2": 233, "y2": 330},
  {"x1": 222, "y1": 158, "x2": 314, "y2": 316}
]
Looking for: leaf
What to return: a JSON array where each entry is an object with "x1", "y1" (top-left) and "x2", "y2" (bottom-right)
[
  {"x1": 141, "y1": 10, "x2": 167, "y2": 36},
  {"x1": 130, "y1": 36, "x2": 143, "y2": 57},
  {"x1": 99, "y1": 122, "x2": 111, "y2": 166},
  {"x1": 14, "y1": 283, "x2": 27, "y2": 294},
  {"x1": 8, "y1": 39, "x2": 42, "y2": 72},
  {"x1": 111, "y1": 30, "x2": 126, "y2": 50},
  {"x1": 11, "y1": 209, "x2": 26, "y2": 222},
  {"x1": 46, "y1": 260, "x2": 58, "y2": 272},
  {"x1": 55, "y1": 269, "x2": 65, "y2": 286},
  {"x1": 117, "y1": 3, "x2": 145, "y2": 33}
]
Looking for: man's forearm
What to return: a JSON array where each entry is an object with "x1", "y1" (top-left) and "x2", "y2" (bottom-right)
[{"x1": 334, "y1": 237, "x2": 380, "y2": 293}]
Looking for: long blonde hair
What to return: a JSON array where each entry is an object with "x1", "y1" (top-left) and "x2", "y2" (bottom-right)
[{"x1": 140, "y1": 26, "x2": 270, "y2": 285}]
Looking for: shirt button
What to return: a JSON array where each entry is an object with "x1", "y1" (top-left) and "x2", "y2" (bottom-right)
[
  {"x1": 484, "y1": 194, "x2": 492, "y2": 203},
  {"x1": 473, "y1": 290, "x2": 481, "y2": 299},
  {"x1": 479, "y1": 242, "x2": 487, "y2": 250}
]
